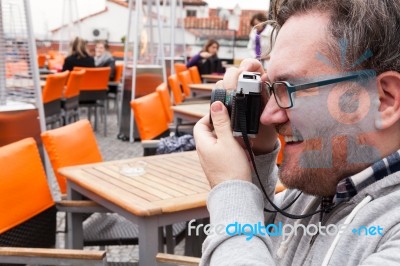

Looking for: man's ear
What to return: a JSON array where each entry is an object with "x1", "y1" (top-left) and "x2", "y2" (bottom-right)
[{"x1": 376, "y1": 71, "x2": 400, "y2": 129}]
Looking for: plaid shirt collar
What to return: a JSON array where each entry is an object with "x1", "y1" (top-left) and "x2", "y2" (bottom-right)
[{"x1": 334, "y1": 150, "x2": 400, "y2": 204}]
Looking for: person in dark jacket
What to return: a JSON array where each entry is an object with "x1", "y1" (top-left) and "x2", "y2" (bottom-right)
[
  {"x1": 186, "y1": 39, "x2": 224, "y2": 75},
  {"x1": 62, "y1": 37, "x2": 94, "y2": 72},
  {"x1": 94, "y1": 40, "x2": 115, "y2": 81}
]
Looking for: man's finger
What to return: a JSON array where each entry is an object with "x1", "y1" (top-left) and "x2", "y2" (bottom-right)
[
  {"x1": 210, "y1": 101, "x2": 233, "y2": 141},
  {"x1": 239, "y1": 58, "x2": 265, "y2": 74}
]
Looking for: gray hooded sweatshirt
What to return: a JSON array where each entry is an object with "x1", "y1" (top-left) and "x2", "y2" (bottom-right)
[{"x1": 200, "y1": 144, "x2": 400, "y2": 265}]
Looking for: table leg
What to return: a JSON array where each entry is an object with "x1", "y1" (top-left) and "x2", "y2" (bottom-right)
[
  {"x1": 66, "y1": 186, "x2": 84, "y2": 249},
  {"x1": 138, "y1": 216, "x2": 158, "y2": 266}
]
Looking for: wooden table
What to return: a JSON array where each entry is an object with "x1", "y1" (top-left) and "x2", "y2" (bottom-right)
[
  {"x1": 188, "y1": 83, "x2": 216, "y2": 97},
  {"x1": 171, "y1": 103, "x2": 209, "y2": 124},
  {"x1": 201, "y1": 74, "x2": 223, "y2": 83},
  {"x1": 59, "y1": 151, "x2": 210, "y2": 266}
]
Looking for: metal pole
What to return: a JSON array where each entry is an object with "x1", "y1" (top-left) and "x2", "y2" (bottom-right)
[
  {"x1": 129, "y1": 0, "x2": 142, "y2": 142},
  {"x1": 0, "y1": 0, "x2": 7, "y2": 105},
  {"x1": 156, "y1": 0, "x2": 166, "y2": 83},
  {"x1": 170, "y1": 0, "x2": 176, "y2": 74}
]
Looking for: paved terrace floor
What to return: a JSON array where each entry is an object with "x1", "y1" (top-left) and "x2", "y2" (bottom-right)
[{"x1": 51, "y1": 107, "x2": 188, "y2": 265}]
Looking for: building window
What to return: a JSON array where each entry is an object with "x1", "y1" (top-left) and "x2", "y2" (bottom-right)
[{"x1": 187, "y1": 10, "x2": 197, "y2": 17}]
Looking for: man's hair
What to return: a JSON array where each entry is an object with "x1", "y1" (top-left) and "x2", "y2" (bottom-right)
[
  {"x1": 250, "y1": 12, "x2": 268, "y2": 27},
  {"x1": 272, "y1": 0, "x2": 400, "y2": 74}
]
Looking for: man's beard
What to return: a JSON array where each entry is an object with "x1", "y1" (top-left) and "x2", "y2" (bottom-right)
[{"x1": 278, "y1": 126, "x2": 379, "y2": 196}]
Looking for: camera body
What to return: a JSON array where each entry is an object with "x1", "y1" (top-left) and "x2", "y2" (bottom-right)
[{"x1": 210, "y1": 72, "x2": 263, "y2": 137}]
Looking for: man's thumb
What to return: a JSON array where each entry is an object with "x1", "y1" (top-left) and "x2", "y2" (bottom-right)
[{"x1": 211, "y1": 101, "x2": 232, "y2": 139}]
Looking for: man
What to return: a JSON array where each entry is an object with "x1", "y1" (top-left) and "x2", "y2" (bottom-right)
[{"x1": 194, "y1": 0, "x2": 400, "y2": 265}]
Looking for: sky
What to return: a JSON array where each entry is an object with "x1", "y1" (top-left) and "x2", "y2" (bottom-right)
[{"x1": 28, "y1": 0, "x2": 270, "y2": 37}]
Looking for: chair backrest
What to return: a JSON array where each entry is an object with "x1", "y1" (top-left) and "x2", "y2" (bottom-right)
[
  {"x1": 168, "y1": 74, "x2": 184, "y2": 105},
  {"x1": 113, "y1": 64, "x2": 124, "y2": 83},
  {"x1": 130, "y1": 92, "x2": 169, "y2": 140},
  {"x1": 174, "y1": 63, "x2": 187, "y2": 75},
  {"x1": 156, "y1": 83, "x2": 173, "y2": 123},
  {"x1": 73, "y1": 67, "x2": 111, "y2": 91},
  {"x1": 188, "y1": 66, "x2": 202, "y2": 84},
  {"x1": 42, "y1": 71, "x2": 70, "y2": 104},
  {"x1": 177, "y1": 70, "x2": 193, "y2": 97},
  {"x1": 64, "y1": 69, "x2": 85, "y2": 99},
  {"x1": 135, "y1": 73, "x2": 164, "y2": 97},
  {"x1": 41, "y1": 120, "x2": 103, "y2": 194},
  {"x1": 0, "y1": 138, "x2": 54, "y2": 234},
  {"x1": 37, "y1": 54, "x2": 47, "y2": 68}
]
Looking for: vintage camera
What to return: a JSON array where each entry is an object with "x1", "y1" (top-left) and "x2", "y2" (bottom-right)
[{"x1": 210, "y1": 72, "x2": 263, "y2": 137}]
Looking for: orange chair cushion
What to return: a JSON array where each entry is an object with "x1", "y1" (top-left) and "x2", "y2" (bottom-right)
[
  {"x1": 168, "y1": 74, "x2": 184, "y2": 105},
  {"x1": 114, "y1": 64, "x2": 124, "y2": 83},
  {"x1": 130, "y1": 92, "x2": 169, "y2": 140},
  {"x1": 156, "y1": 83, "x2": 173, "y2": 123},
  {"x1": 174, "y1": 63, "x2": 187, "y2": 75},
  {"x1": 188, "y1": 66, "x2": 202, "y2": 84},
  {"x1": 42, "y1": 71, "x2": 69, "y2": 103},
  {"x1": 0, "y1": 138, "x2": 54, "y2": 234},
  {"x1": 73, "y1": 67, "x2": 110, "y2": 91},
  {"x1": 41, "y1": 120, "x2": 102, "y2": 193},
  {"x1": 64, "y1": 69, "x2": 85, "y2": 98},
  {"x1": 177, "y1": 70, "x2": 193, "y2": 97}
]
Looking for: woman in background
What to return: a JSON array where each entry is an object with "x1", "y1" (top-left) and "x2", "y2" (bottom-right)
[
  {"x1": 186, "y1": 39, "x2": 224, "y2": 75},
  {"x1": 94, "y1": 40, "x2": 115, "y2": 81},
  {"x1": 62, "y1": 37, "x2": 94, "y2": 71},
  {"x1": 247, "y1": 12, "x2": 274, "y2": 67}
]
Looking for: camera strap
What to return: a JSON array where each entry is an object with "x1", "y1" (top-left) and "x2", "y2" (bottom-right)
[{"x1": 235, "y1": 97, "x2": 333, "y2": 219}]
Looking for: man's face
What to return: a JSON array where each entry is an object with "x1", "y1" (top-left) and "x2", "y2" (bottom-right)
[{"x1": 261, "y1": 13, "x2": 380, "y2": 196}]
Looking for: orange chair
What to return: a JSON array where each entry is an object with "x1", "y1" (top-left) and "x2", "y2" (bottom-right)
[
  {"x1": 74, "y1": 66, "x2": 111, "y2": 136},
  {"x1": 113, "y1": 64, "x2": 124, "y2": 83},
  {"x1": 156, "y1": 83, "x2": 173, "y2": 123},
  {"x1": 42, "y1": 70, "x2": 70, "y2": 128},
  {"x1": 135, "y1": 73, "x2": 164, "y2": 97},
  {"x1": 62, "y1": 69, "x2": 85, "y2": 124},
  {"x1": 188, "y1": 66, "x2": 202, "y2": 84},
  {"x1": 168, "y1": 74, "x2": 185, "y2": 105},
  {"x1": 0, "y1": 138, "x2": 56, "y2": 249},
  {"x1": 41, "y1": 120, "x2": 102, "y2": 194},
  {"x1": 130, "y1": 92, "x2": 170, "y2": 141},
  {"x1": 177, "y1": 70, "x2": 193, "y2": 97},
  {"x1": 37, "y1": 54, "x2": 47, "y2": 68},
  {"x1": 0, "y1": 138, "x2": 107, "y2": 265},
  {"x1": 107, "y1": 63, "x2": 124, "y2": 112},
  {"x1": 40, "y1": 120, "x2": 144, "y2": 247},
  {"x1": 174, "y1": 63, "x2": 187, "y2": 75}
]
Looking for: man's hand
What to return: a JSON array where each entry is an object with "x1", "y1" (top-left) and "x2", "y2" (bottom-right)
[
  {"x1": 194, "y1": 102, "x2": 251, "y2": 188},
  {"x1": 220, "y1": 59, "x2": 278, "y2": 155},
  {"x1": 194, "y1": 58, "x2": 278, "y2": 188}
]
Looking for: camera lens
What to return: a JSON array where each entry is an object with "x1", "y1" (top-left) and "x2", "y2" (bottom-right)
[{"x1": 210, "y1": 88, "x2": 234, "y2": 125}]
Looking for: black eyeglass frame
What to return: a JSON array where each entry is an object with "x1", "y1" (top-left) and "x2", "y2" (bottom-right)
[{"x1": 265, "y1": 72, "x2": 369, "y2": 109}]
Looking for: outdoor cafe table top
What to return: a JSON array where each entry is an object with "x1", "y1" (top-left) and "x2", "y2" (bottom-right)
[
  {"x1": 59, "y1": 151, "x2": 210, "y2": 217},
  {"x1": 201, "y1": 74, "x2": 224, "y2": 82},
  {"x1": 188, "y1": 83, "x2": 216, "y2": 92}
]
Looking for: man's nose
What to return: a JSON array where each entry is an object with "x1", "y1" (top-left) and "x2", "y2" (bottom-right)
[{"x1": 260, "y1": 94, "x2": 289, "y2": 125}]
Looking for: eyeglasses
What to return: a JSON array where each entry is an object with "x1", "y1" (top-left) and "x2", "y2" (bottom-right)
[{"x1": 266, "y1": 73, "x2": 365, "y2": 109}]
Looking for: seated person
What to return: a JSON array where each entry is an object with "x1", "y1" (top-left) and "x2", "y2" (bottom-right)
[
  {"x1": 94, "y1": 40, "x2": 115, "y2": 81},
  {"x1": 186, "y1": 39, "x2": 224, "y2": 75},
  {"x1": 62, "y1": 37, "x2": 94, "y2": 71}
]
